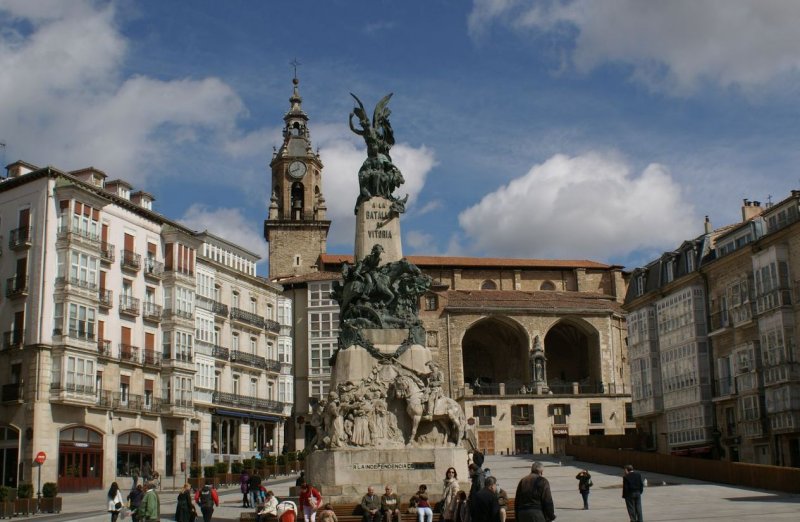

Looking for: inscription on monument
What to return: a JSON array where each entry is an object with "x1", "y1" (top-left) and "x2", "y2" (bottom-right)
[{"x1": 353, "y1": 462, "x2": 435, "y2": 471}]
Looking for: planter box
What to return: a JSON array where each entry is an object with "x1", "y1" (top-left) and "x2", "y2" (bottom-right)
[
  {"x1": 39, "y1": 497, "x2": 62, "y2": 513},
  {"x1": 188, "y1": 478, "x2": 203, "y2": 490},
  {"x1": 203, "y1": 477, "x2": 219, "y2": 488},
  {"x1": 14, "y1": 498, "x2": 38, "y2": 516},
  {"x1": 0, "y1": 501, "x2": 14, "y2": 518}
]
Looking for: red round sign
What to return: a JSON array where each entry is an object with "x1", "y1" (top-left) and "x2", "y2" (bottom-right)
[{"x1": 34, "y1": 451, "x2": 46, "y2": 465}]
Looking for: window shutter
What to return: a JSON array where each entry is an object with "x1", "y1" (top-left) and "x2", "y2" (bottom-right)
[
  {"x1": 565, "y1": 404, "x2": 571, "y2": 416},
  {"x1": 491, "y1": 405, "x2": 497, "y2": 417},
  {"x1": 528, "y1": 405, "x2": 535, "y2": 419},
  {"x1": 472, "y1": 406, "x2": 478, "y2": 417},
  {"x1": 145, "y1": 379, "x2": 154, "y2": 392},
  {"x1": 60, "y1": 200, "x2": 70, "y2": 211},
  {"x1": 120, "y1": 375, "x2": 130, "y2": 385},
  {"x1": 548, "y1": 405, "x2": 554, "y2": 416}
]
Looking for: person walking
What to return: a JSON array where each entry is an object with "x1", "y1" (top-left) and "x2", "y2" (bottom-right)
[
  {"x1": 175, "y1": 483, "x2": 195, "y2": 522},
  {"x1": 299, "y1": 482, "x2": 323, "y2": 522},
  {"x1": 195, "y1": 483, "x2": 220, "y2": 522},
  {"x1": 127, "y1": 484, "x2": 144, "y2": 522},
  {"x1": 249, "y1": 473, "x2": 263, "y2": 510},
  {"x1": 138, "y1": 482, "x2": 161, "y2": 522},
  {"x1": 622, "y1": 464, "x2": 644, "y2": 522},
  {"x1": 381, "y1": 485, "x2": 401, "y2": 522},
  {"x1": 241, "y1": 469, "x2": 251, "y2": 508},
  {"x1": 412, "y1": 484, "x2": 432, "y2": 522},
  {"x1": 361, "y1": 486, "x2": 382, "y2": 522},
  {"x1": 575, "y1": 469, "x2": 592, "y2": 510},
  {"x1": 441, "y1": 468, "x2": 460, "y2": 522},
  {"x1": 470, "y1": 476, "x2": 501, "y2": 522},
  {"x1": 107, "y1": 482, "x2": 124, "y2": 522},
  {"x1": 514, "y1": 462, "x2": 556, "y2": 522}
]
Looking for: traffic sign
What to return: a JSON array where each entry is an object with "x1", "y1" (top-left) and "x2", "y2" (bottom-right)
[{"x1": 34, "y1": 451, "x2": 46, "y2": 465}]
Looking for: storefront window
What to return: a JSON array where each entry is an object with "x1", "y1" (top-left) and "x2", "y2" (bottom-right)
[{"x1": 117, "y1": 431, "x2": 154, "y2": 477}]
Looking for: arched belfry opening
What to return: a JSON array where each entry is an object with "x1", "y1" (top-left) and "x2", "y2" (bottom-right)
[
  {"x1": 462, "y1": 316, "x2": 529, "y2": 387},
  {"x1": 544, "y1": 319, "x2": 601, "y2": 391},
  {"x1": 290, "y1": 182, "x2": 304, "y2": 219}
]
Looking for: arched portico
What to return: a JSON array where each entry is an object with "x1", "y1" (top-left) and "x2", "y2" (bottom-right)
[
  {"x1": 543, "y1": 318, "x2": 602, "y2": 391},
  {"x1": 461, "y1": 316, "x2": 530, "y2": 386}
]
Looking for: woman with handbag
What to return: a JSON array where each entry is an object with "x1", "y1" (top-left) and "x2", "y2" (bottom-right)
[
  {"x1": 175, "y1": 483, "x2": 195, "y2": 522},
  {"x1": 107, "y1": 482, "x2": 125, "y2": 522}
]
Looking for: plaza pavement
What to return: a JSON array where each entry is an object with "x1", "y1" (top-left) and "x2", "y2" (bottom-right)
[{"x1": 20, "y1": 454, "x2": 800, "y2": 521}]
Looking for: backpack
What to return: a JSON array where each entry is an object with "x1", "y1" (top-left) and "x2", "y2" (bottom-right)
[{"x1": 200, "y1": 488, "x2": 214, "y2": 509}]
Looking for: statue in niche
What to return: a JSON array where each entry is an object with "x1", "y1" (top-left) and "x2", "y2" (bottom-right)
[
  {"x1": 530, "y1": 335, "x2": 546, "y2": 383},
  {"x1": 349, "y1": 93, "x2": 408, "y2": 214}
]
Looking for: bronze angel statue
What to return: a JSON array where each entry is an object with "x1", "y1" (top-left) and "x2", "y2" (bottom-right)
[{"x1": 349, "y1": 93, "x2": 407, "y2": 212}]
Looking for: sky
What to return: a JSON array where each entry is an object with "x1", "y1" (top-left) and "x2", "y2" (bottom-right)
[{"x1": 2, "y1": 0, "x2": 800, "y2": 274}]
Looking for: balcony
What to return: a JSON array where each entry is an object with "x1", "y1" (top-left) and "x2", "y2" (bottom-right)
[
  {"x1": 121, "y1": 250, "x2": 141, "y2": 272},
  {"x1": 8, "y1": 226, "x2": 32, "y2": 250},
  {"x1": 5, "y1": 276, "x2": 28, "y2": 298},
  {"x1": 143, "y1": 302, "x2": 162, "y2": 322},
  {"x1": 1, "y1": 383, "x2": 23, "y2": 403},
  {"x1": 211, "y1": 345, "x2": 230, "y2": 361},
  {"x1": 229, "y1": 350, "x2": 267, "y2": 369},
  {"x1": 100, "y1": 242, "x2": 115, "y2": 264},
  {"x1": 211, "y1": 391, "x2": 285, "y2": 414},
  {"x1": 144, "y1": 258, "x2": 164, "y2": 280},
  {"x1": 213, "y1": 301, "x2": 228, "y2": 316},
  {"x1": 264, "y1": 318, "x2": 281, "y2": 333},
  {"x1": 142, "y1": 349, "x2": 161, "y2": 367},
  {"x1": 67, "y1": 328, "x2": 95, "y2": 343},
  {"x1": 160, "y1": 397, "x2": 194, "y2": 416},
  {"x1": 709, "y1": 310, "x2": 729, "y2": 333},
  {"x1": 50, "y1": 382, "x2": 96, "y2": 404},
  {"x1": 113, "y1": 392, "x2": 144, "y2": 412},
  {"x1": 714, "y1": 376, "x2": 736, "y2": 397},
  {"x1": 265, "y1": 359, "x2": 281, "y2": 373},
  {"x1": 164, "y1": 308, "x2": 193, "y2": 321},
  {"x1": 511, "y1": 416, "x2": 532, "y2": 426},
  {"x1": 97, "y1": 339, "x2": 112, "y2": 358},
  {"x1": 632, "y1": 396, "x2": 663, "y2": 417},
  {"x1": 230, "y1": 307, "x2": 265, "y2": 329},
  {"x1": 99, "y1": 289, "x2": 113, "y2": 309},
  {"x1": 119, "y1": 295, "x2": 140, "y2": 317},
  {"x1": 119, "y1": 344, "x2": 140, "y2": 364},
  {"x1": 2, "y1": 330, "x2": 24, "y2": 351},
  {"x1": 56, "y1": 225, "x2": 101, "y2": 249},
  {"x1": 196, "y1": 295, "x2": 228, "y2": 317},
  {"x1": 162, "y1": 344, "x2": 194, "y2": 370},
  {"x1": 763, "y1": 362, "x2": 800, "y2": 386},
  {"x1": 756, "y1": 288, "x2": 792, "y2": 315}
]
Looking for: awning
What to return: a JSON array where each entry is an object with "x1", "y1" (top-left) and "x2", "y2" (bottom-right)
[{"x1": 213, "y1": 409, "x2": 281, "y2": 423}]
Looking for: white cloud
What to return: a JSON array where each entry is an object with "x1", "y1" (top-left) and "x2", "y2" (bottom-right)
[
  {"x1": 458, "y1": 152, "x2": 698, "y2": 261},
  {"x1": 413, "y1": 199, "x2": 443, "y2": 217},
  {"x1": 314, "y1": 125, "x2": 437, "y2": 248},
  {"x1": 469, "y1": 0, "x2": 800, "y2": 93},
  {"x1": 405, "y1": 230, "x2": 436, "y2": 253},
  {"x1": 179, "y1": 204, "x2": 269, "y2": 264},
  {"x1": 0, "y1": 1, "x2": 244, "y2": 184}
]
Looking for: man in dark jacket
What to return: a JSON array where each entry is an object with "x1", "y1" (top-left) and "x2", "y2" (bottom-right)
[
  {"x1": 249, "y1": 473, "x2": 263, "y2": 509},
  {"x1": 514, "y1": 462, "x2": 556, "y2": 522},
  {"x1": 622, "y1": 464, "x2": 644, "y2": 522},
  {"x1": 470, "y1": 476, "x2": 501, "y2": 522}
]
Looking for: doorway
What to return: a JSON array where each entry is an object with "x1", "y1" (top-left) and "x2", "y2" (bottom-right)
[{"x1": 514, "y1": 432, "x2": 533, "y2": 454}]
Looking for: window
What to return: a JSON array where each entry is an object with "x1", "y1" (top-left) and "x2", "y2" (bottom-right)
[
  {"x1": 540, "y1": 281, "x2": 556, "y2": 291},
  {"x1": 310, "y1": 379, "x2": 330, "y2": 401},
  {"x1": 277, "y1": 298, "x2": 292, "y2": 325},
  {"x1": 549, "y1": 404, "x2": 570, "y2": 425},
  {"x1": 481, "y1": 280, "x2": 497, "y2": 290},
  {"x1": 68, "y1": 303, "x2": 96, "y2": 341},
  {"x1": 310, "y1": 312, "x2": 339, "y2": 338},
  {"x1": 625, "y1": 402, "x2": 634, "y2": 423},
  {"x1": 232, "y1": 375, "x2": 240, "y2": 395},
  {"x1": 310, "y1": 342, "x2": 335, "y2": 376},
  {"x1": 250, "y1": 378, "x2": 258, "y2": 397},
  {"x1": 424, "y1": 295, "x2": 438, "y2": 311},
  {"x1": 120, "y1": 376, "x2": 130, "y2": 405},
  {"x1": 70, "y1": 251, "x2": 98, "y2": 288},
  {"x1": 472, "y1": 405, "x2": 496, "y2": 426},
  {"x1": 116, "y1": 431, "x2": 155, "y2": 477},
  {"x1": 636, "y1": 274, "x2": 645, "y2": 296},
  {"x1": 686, "y1": 252, "x2": 695, "y2": 272},
  {"x1": 65, "y1": 355, "x2": 95, "y2": 393},
  {"x1": 267, "y1": 381, "x2": 274, "y2": 400},
  {"x1": 664, "y1": 260, "x2": 674, "y2": 283},
  {"x1": 309, "y1": 282, "x2": 334, "y2": 307},
  {"x1": 174, "y1": 331, "x2": 193, "y2": 360},
  {"x1": 278, "y1": 339, "x2": 292, "y2": 364},
  {"x1": 250, "y1": 297, "x2": 258, "y2": 314},
  {"x1": 232, "y1": 291, "x2": 240, "y2": 309},
  {"x1": 176, "y1": 287, "x2": 194, "y2": 315},
  {"x1": 279, "y1": 377, "x2": 293, "y2": 403},
  {"x1": 53, "y1": 302, "x2": 64, "y2": 335},
  {"x1": 232, "y1": 332, "x2": 240, "y2": 352},
  {"x1": 511, "y1": 405, "x2": 533, "y2": 425},
  {"x1": 589, "y1": 403, "x2": 603, "y2": 424},
  {"x1": 250, "y1": 336, "x2": 258, "y2": 354}
]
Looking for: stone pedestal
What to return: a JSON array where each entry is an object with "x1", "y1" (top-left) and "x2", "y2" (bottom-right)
[
  {"x1": 306, "y1": 446, "x2": 468, "y2": 503},
  {"x1": 355, "y1": 196, "x2": 402, "y2": 265},
  {"x1": 332, "y1": 330, "x2": 430, "y2": 387}
]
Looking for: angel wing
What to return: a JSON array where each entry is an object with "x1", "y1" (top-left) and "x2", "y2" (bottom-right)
[
  {"x1": 350, "y1": 93, "x2": 368, "y2": 124},
  {"x1": 372, "y1": 93, "x2": 394, "y2": 127}
]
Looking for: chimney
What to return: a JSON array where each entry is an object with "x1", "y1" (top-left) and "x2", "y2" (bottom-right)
[
  {"x1": 741, "y1": 198, "x2": 763, "y2": 222},
  {"x1": 704, "y1": 215, "x2": 712, "y2": 234}
]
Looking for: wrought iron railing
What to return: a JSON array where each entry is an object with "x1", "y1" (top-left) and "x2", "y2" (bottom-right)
[
  {"x1": 230, "y1": 307, "x2": 265, "y2": 328},
  {"x1": 121, "y1": 249, "x2": 141, "y2": 271},
  {"x1": 8, "y1": 226, "x2": 32, "y2": 249}
]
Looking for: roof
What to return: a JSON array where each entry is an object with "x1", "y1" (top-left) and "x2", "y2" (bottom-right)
[
  {"x1": 445, "y1": 290, "x2": 624, "y2": 314},
  {"x1": 274, "y1": 271, "x2": 341, "y2": 285},
  {"x1": 319, "y1": 254, "x2": 616, "y2": 270}
]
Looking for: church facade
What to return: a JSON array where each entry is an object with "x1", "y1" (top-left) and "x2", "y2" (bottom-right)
[{"x1": 264, "y1": 79, "x2": 635, "y2": 455}]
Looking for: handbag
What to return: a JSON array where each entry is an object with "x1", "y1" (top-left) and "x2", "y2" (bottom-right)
[{"x1": 115, "y1": 502, "x2": 123, "y2": 510}]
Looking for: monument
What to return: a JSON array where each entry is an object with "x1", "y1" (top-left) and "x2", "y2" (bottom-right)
[{"x1": 304, "y1": 93, "x2": 468, "y2": 501}]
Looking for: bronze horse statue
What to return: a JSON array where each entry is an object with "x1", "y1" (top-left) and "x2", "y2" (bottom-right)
[{"x1": 393, "y1": 374, "x2": 466, "y2": 445}]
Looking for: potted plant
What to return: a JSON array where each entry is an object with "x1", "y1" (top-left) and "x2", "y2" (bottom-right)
[
  {"x1": 286, "y1": 451, "x2": 298, "y2": 473},
  {"x1": 276, "y1": 455, "x2": 287, "y2": 476},
  {"x1": 14, "y1": 483, "x2": 36, "y2": 515},
  {"x1": 215, "y1": 460, "x2": 230, "y2": 486},
  {"x1": 189, "y1": 464, "x2": 203, "y2": 490},
  {"x1": 242, "y1": 458, "x2": 254, "y2": 475},
  {"x1": 231, "y1": 461, "x2": 243, "y2": 475},
  {"x1": 39, "y1": 482, "x2": 62, "y2": 513},
  {"x1": 203, "y1": 465, "x2": 218, "y2": 487},
  {"x1": 264, "y1": 455, "x2": 276, "y2": 478},
  {"x1": 0, "y1": 486, "x2": 14, "y2": 518}
]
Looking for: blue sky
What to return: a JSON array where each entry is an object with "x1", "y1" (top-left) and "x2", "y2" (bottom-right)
[{"x1": 3, "y1": 0, "x2": 800, "y2": 274}]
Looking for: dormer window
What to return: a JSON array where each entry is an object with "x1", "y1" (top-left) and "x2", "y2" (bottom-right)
[
  {"x1": 686, "y1": 251, "x2": 695, "y2": 272},
  {"x1": 664, "y1": 260, "x2": 674, "y2": 283},
  {"x1": 636, "y1": 274, "x2": 646, "y2": 296}
]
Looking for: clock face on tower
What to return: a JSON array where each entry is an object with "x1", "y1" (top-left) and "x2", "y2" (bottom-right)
[{"x1": 288, "y1": 160, "x2": 307, "y2": 179}]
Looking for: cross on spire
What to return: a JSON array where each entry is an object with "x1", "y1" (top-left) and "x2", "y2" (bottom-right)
[{"x1": 290, "y1": 58, "x2": 302, "y2": 80}]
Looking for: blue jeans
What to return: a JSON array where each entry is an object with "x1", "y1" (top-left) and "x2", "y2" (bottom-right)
[
  {"x1": 417, "y1": 507, "x2": 433, "y2": 522},
  {"x1": 580, "y1": 490, "x2": 589, "y2": 509}
]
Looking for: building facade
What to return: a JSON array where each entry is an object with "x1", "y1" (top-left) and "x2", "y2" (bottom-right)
[
  {"x1": 0, "y1": 161, "x2": 292, "y2": 491},
  {"x1": 626, "y1": 196, "x2": 800, "y2": 467}
]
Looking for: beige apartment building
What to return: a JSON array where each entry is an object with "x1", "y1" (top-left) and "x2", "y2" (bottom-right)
[
  {"x1": 625, "y1": 195, "x2": 800, "y2": 467},
  {"x1": 0, "y1": 161, "x2": 292, "y2": 491},
  {"x1": 264, "y1": 78, "x2": 635, "y2": 456}
]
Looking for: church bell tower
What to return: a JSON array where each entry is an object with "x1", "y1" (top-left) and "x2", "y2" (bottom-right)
[{"x1": 264, "y1": 77, "x2": 331, "y2": 280}]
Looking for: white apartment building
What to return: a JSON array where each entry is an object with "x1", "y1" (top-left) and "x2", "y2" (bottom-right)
[{"x1": 0, "y1": 161, "x2": 291, "y2": 492}]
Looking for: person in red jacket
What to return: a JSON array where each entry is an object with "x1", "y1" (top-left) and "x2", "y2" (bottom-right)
[
  {"x1": 194, "y1": 484, "x2": 220, "y2": 522},
  {"x1": 299, "y1": 482, "x2": 323, "y2": 522}
]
